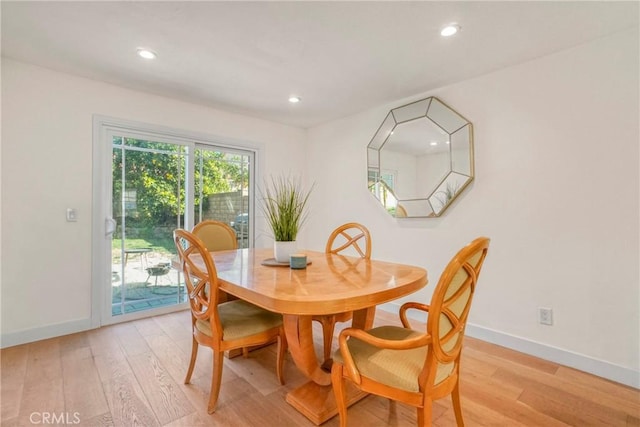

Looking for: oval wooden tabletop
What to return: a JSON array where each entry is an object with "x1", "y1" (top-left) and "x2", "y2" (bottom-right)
[{"x1": 207, "y1": 248, "x2": 428, "y2": 315}]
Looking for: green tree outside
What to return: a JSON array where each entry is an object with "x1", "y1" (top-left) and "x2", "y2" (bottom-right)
[{"x1": 112, "y1": 137, "x2": 248, "y2": 252}]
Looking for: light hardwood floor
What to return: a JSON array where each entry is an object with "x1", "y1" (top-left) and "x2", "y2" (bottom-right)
[{"x1": 1, "y1": 309, "x2": 638, "y2": 426}]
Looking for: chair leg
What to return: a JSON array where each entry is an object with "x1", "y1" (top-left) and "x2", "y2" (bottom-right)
[
  {"x1": 417, "y1": 399, "x2": 433, "y2": 427},
  {"x1": 452, "y1": 381, "x2": 465, "y2": 426},
  {"x1": 331, "y1": 363, "x2": 348, "y2": 427},
  {"x1": 207, "y1": 351, "x2": 224, "y2": 414},
  {"x1": 276, "y1": 328, "x2": 288, "y2": 385},
  {"x1": 184, "y1": 337, "x2": 198, "y2": 384}
]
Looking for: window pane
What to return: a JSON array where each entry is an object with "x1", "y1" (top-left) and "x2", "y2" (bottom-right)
[
  {"x1": 124, "y1": 138, "x2": 181, "y2": 153},
  {"x1": 111, "y1": 138, "x2": 187, "y2": 316},
  {"x1": 193, "y1": 147, "x2": 252, "y2": 248}
]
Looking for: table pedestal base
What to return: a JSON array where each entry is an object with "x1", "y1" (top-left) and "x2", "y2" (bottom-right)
[{"x1": 286, "y1": 381, "x2": 368, "y2": 425}]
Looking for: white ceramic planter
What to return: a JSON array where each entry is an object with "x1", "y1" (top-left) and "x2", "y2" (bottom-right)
[{"x1": 274, "y1": 241, "x2": 297, "y2": 263}]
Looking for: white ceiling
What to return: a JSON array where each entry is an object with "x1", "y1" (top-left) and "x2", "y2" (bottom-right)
[{"x1": 2, "y1": 1, "x2": 638, "y2": 128}]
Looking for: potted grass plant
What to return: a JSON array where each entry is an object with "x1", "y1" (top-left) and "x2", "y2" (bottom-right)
[{"x1": 260, "y1": 175, "x2": 313, "y2": 263}]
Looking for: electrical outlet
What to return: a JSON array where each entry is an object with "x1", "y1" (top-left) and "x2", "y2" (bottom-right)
[{"x1": 538, "y1": 307, "x2": 553, "y2": 325}]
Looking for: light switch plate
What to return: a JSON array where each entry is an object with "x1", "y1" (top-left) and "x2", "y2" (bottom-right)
[{"x1": 66, "y1": 208, "x2": 78, "y2": 222}]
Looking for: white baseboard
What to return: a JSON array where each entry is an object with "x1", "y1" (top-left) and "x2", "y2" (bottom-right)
[
  {"x1": 378, "y1": 302, "x2": 639, "y2": 389},
  {"x1": 1, "y1": 318, "x2": 94, "y2": 349}
]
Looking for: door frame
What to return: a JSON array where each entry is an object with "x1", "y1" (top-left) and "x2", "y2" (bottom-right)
[{"x1": 92, "y1": 115, "x2": 261, "y2": 327}]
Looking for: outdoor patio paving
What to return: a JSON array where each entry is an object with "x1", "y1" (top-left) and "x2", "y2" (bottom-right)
[{"x1": 111, "y1": 250, "x2": 186, "y2": 316}]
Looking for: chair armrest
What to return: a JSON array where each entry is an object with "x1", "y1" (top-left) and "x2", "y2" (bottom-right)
[
  {"x1": 337, "y1": 327, "x2": 431, "y2": 384},
  {"x1": 399, "y1": 302, "x2": 430, "y2": 329}
]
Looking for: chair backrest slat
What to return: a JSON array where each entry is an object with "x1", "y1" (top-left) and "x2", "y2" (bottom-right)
[
  {"x1": 422, "y1": 237, "x2": 490, "y2": 386},
  {"x1": 174, "y1": 229, "x2": 223, "y2": 335},
  {"x1": 325, "y1": 223, "x2": 372, "y2": 259}
]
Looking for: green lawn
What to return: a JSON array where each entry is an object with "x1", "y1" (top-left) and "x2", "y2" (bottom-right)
[{"x1": 112, "y1": 237, "x2": 175, "y2": 254}]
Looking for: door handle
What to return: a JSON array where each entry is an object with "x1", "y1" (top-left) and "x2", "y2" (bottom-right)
[{"x1": 105, "y1": 218, "x2": 117, "y2": 236}]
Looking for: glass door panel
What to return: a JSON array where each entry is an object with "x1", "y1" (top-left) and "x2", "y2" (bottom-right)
[
  {"x1": 193, "y1": 147, "x2": 252, "y2": 248},
  {"x1": 111, "y1": 136, "x2": 187, "y2": 316}
]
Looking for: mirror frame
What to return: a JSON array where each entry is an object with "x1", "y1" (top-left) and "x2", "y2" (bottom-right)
[{"x1": 367, "y1": 96, "x2": 474, "y2": 218}]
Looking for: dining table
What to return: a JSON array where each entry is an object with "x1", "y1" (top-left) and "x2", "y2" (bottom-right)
[{"x1": 199, "y1": 247, "x2": 428, "y2": 425}]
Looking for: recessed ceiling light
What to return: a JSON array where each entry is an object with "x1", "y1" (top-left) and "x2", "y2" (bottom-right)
[
  {"x1": 137, "y1": 48, "x2": 157, "y2": 59},
  {"x1": 430, "y1": 141, "x2": 438, "y2": 146},
  {"x1": 440, "y1": 24, "x2": 461, "y2": 37},
  {"x1": 289, "y1": 96, "x2": 301, "y2": 103}
]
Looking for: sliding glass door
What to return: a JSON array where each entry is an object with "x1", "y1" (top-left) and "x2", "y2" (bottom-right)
[
  {"x1": 95, "y1": 119, "x2": 256, "y2": 324},
  {"x1": 194, "y1": 147, "x2": 252, "y2": 248},
  {"x1": 111, "y1": 137, "x2": 188, "y2": 317}
]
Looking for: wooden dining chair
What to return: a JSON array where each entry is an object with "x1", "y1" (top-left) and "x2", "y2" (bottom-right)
[
  {"x1": 331, "y1": 237, "x2": 490, "y2": 427},
  {"x1": 193, "y1": 220, "x2": 238, "y2": 303},
  {"x1": 192, "y1": 220, "x2": 238, "y2": 251},
  {"x1": 313, "y1": 222, "x2": 371, "y2": 364},
  {"x1": 173, "y1": 229, "x2": 287, "y2": 414}
]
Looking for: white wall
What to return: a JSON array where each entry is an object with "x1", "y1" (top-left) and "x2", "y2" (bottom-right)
[
  {"x1": 306, "y1": 28, "x2": 639, "y2": 386},
  {"x1": 1, "y1": 27, "x2": 638, "y2": 387},
  {"x1": 1, "y1": 59, "x2": 306, "y2": 340}
]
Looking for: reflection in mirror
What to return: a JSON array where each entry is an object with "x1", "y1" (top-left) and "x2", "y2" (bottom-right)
[
  {"x1": 367, "y1": 97, "x2": 474, "y2": 217},
  {"x1": 367, "y1": 173, "x2": 399, "y2": 215},
  {"x1": 428, "y1": 172, "x2": 471, "y2": 215}
]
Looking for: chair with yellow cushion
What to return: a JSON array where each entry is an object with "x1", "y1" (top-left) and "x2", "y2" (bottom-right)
[
  {"x1": 174, "y1": 229, "x2": 287, "y2": 414},
  {"x1": 331, "y1": 237, "x2": 490, "y2": 427},
  {"x1": 193, "y1": 220, "x2": 238, "y2": 303},
  {"x1": 192, "y1": 220, "x2": 238, "y2": 252},
  {"x1": 313, "y1": 222, "x2": 371, "y2": 364}
]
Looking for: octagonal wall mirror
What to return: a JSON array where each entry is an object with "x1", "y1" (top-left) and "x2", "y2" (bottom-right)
[{"x1": 367, "y1": 97, "x2": 474, "y2": 218}]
